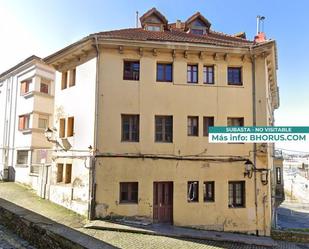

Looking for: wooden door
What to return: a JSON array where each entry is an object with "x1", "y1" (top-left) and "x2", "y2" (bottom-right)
[{"x1": 153, "y1": 182, "x2": 173, "y2": 223}]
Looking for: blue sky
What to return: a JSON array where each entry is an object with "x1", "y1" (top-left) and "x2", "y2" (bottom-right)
[{"x1": 1, "y1": 0, "x2": 308, "y2": 152}]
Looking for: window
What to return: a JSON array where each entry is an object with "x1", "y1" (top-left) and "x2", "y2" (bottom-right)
[
  {"x1": 120, "y1": 182, "x2": 138, "y2": 203},
  {"x1": 191, "y1": 29, "x2": 204, "y2": 35},
  {"x1": 65, "y1": 164, "x2": 72, "y2": 184},
  {"x1": 187, "y1": 64, "x2": 198, "y2": 83},
  {"x1": 18, "y1": 115, "x2": 30, "y2": 130},
  {"x1": 40, "y1": 78, "x2": 50, "y2": 94},
  {"x1": 227, "y1": 117, "x2": 244, "y2": 127},
  {"x1": 38, "y1": 116, "x2": 48, "y2": 129},
  {"x1": 203, "y1": 117, "x2": 214, "y2": 136},
  {"x1": 16, "y1": 150, "x2": 28, "y2": 165},
  {"x1": 67, "y1": 117, "x2": 74, "y2": 137},
  {"x1": 228, "y1": 181, "x2": 245, "y2": 208},
  {"x1": 228, "y1": 67, "x2": 242, "y2": 85},
  {"x1": 57, "y1": 163, "x2": 72, "y2": 184},
  {"x1": 146, "y1": 25, "x2": 161, "y2": 31},
  {"x1": 187, "y1": 181, "x2": 199, "y2": 202},
  {"x1": 69, "y1": 69, "x2": 76, "y2": 87},
  {"x1": 155, "y1": 115, "x2": 173, "y2": 142},
  {"x1": 123, "y1": 61, "x2": 140, "y2": 80},
  {"x1": 57, "y1": 164, "x2": 64, "y2": 183},
  {"x1": 203, "y1": 66, "x2": 214, "y2": 84},
  {"x1": 59, "y1": 118, "x2": 66, "y2": 138},
  {"x1": 204, "y1": 181, "x2": 215, "y2": 202},
  {"x1": 61, "y1": 72, "x2": 68, "y2": 90},
  {"x1": 157, "y1": 63, "x2": 173, "y2": 82},
  {"x1": 187, "y1": 116, "x2": 199, "y2": 136},
  {"x1": 276, "y1": 167, "x2": 281, "y2": 184},
  {"x1": 121, "y1": 115, "x2": 139, "y2": 142},
  {"x1": 20, "y1": 79, "x2": 31, "y2": 95}
]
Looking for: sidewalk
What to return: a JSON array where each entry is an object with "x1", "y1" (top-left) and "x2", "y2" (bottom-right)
[
  {"x1": 0, "y1": 182, "x2": 284, "y2": 248},
  {"x1": 85, "y1": 220, "x2": 277, "y2": 247}
]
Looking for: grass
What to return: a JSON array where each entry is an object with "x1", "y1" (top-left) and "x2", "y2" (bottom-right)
[{"x1": 287, "y1": 228, "x2": 309, "y2": 233}]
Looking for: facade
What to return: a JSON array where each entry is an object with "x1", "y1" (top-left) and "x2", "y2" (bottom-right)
[
  {"x1": 44, "y1": 8, "x2": 279, "y2": 235},
  {"x1": 0, "y1": 56, "x2": 55, "y2": 196}
]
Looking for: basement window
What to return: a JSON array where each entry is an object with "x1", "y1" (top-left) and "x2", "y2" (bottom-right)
[
  {"x1": 187, "y1": 181, "x2": 199, "y2": 202},
  {"x1": 120, "y1": 182, "x2": 138, "y2": 203}
]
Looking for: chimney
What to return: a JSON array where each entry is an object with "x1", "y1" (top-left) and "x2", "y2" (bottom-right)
[
  {"x1": 176, "y1": 20, "x2": 182, "y2": 29},
  {"x1": 254, "y1": 15, "x2": 266, "y2": 43},
  {"x1": 254, "y1": 32, "x2": 266, "y2": 43}
]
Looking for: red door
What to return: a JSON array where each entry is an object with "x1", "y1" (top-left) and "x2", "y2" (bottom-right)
[{"x1": 153, "y1": 182, "x2": 173, "y2": 223}]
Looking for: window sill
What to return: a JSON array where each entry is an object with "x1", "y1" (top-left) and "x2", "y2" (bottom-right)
[
  {"x1": 155, "y1": 141, "x2": 173, "y2": 143},
  {"x1": 119, "y1": 202, "x2": 138, "y2": 205},
  {"x1": 15, "y1": 164, "x2": 29, "y2": 168},
  {"x1": 29, "y1": 173, "x2": 39, "y2": 177},
  {"x1": 20, "y1": 129, "x2": 32, "y2": 134},
  {"x1": 123, "y1": 79, "x2": 140, "y2": 82},
  {"x1": 228, "y1": 83, "x2": 243, "y2": 86},
  {"x1": 121, "y1": 140, "x2": 140, "y2": 143},
  {"x1": 228, "y1": 206, "x2": 245, "y2": 209},
  {"x1": 204, "y1": 200, "x2": 215, "y2": 203},
  {"x1": 156, "y1": 80, "x2": 173, "y2": 83}
]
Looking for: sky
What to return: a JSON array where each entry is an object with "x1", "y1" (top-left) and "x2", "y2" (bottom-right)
[{"x1": 0, "y1": 0, "x2": 308, "y2": 153}]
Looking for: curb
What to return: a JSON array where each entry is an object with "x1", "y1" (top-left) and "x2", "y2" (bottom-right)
[{"x1": 0, "y1": 199, "x2": 115, "y2": 249}]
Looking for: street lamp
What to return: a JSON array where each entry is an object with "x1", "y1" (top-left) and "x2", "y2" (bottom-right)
[
  {"x1": 44, "y1": 128, "x2": 53, "y2": 141},
  {"x1": 244, "y1": 159, "x2": 253, "y2": 178}
]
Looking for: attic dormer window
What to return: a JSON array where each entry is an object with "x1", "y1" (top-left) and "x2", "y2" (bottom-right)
[
  {"x1": 146, "y1": 25, "x2": 162, "y2": 31},
  {"x1": 191, "y1": 29, "x2": 204, "y2": 35},
  {"x1": 140, "y1": 8, "x2": 168, "y2": 32},
  {"x1": 185, "y1": 12, "x2": 211, "y2": 35}
]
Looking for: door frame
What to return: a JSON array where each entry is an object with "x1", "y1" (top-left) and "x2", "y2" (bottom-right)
[{"x1": 153, "y1": 181, "x2": 173, "y2": 224}]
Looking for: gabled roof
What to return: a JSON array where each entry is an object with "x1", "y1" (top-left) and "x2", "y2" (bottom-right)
[
  {"x1": 0, "y1": 55, "x2": 41, "y2": 80},
  {"x1": 92, "y1": 28, "x2": 253, "y2": 48},
  {"x1": 139, "y1": 7, "x2": 168, "y2": 27},
  {"x1": 185, "y1": 12, "x2": 211, "y2": 29}
]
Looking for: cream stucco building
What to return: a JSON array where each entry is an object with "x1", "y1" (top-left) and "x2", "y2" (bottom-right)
[
  {"x1": 44, "y1": 8, "x2": 279, "y2": 235},
  {"x1": 0, "y1": 55, "x2": 55, "y2": 196}
]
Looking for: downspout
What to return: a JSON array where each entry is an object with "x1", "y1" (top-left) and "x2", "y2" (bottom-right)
[
  {"x1": 250, "y1": 49, "x2": 259, "y2": 236},
  {"x1": 88, "y1": 35, "x2": 100, "y2": 220}
]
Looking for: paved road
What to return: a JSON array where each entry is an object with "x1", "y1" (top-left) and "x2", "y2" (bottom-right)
[
  {"x1": 277, "y1": 201, "x2": 309, "y2": 229},
  {"x1": 0, "y1": 225, "x2": 36, "y2": 249}
]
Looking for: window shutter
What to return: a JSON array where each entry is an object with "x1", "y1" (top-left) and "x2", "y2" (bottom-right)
[{"x1": 19, "y1": 116, "x2": 25, "y2": 130}]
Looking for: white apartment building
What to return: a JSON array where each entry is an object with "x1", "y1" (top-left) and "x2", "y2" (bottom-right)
[{"x1": 0, "y1": 55, "x2": 55, "y2": 196}]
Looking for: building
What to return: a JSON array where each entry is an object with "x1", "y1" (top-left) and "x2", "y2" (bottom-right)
[
  {"x1": 44, "y1": 8, "x2": 279, "y2": 235},
  {"x1": 0, "y1": 55, "x2": 55, "y2": 196}
]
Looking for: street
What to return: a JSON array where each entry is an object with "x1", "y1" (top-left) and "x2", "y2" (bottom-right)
[
  {"x1": 0, "y1": 225, "x2": 36, "y2": 249},
  {"x1": 277, "y1": 201, "x2": 309, "y2": 229}
]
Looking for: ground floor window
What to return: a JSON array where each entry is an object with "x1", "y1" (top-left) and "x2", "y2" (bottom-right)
[
  {"x1": 203, "y1": 181, "x2": 215, "y2": 202},
  {"x1": 187, "y1": 181, "x2": 199, "y2": 202},
  {"x1": 228, "y1": 181, "x2": 245, "y2": 208},
  {"x1": 120, "y1": 182, "x2": 138, "y2": 203},
  {"x1": 16, "y1": 150, "x2": 29, "y2": 165},
  {"x1": 56, "y1": 163, "x2": 72, "y2": 184}
]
